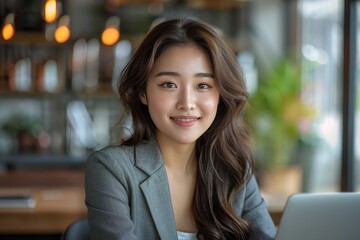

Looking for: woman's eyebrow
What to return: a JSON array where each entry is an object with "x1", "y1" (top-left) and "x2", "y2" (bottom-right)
[
  {"x1": 195, "y1": 72, "x2": 214, "y2": 78},
  {"x1": 155, "y1": 71, "x2": 214, "y2": 78},
  {"x1": 155, "y1": 71, "x2": 179, "y2": 77}
]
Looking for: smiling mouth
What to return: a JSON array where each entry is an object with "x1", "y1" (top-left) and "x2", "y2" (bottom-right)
[
  {"x1": 171, "y1": 116, "x2": 200, "y2": 122},
  {"x1": 170, "y1": 116, "x2": 200, "y2": 126}
]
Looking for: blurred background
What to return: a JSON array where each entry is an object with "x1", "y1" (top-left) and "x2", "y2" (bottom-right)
[{"x1": 0, "y1": 0, "x2": 359, "y2": 239}]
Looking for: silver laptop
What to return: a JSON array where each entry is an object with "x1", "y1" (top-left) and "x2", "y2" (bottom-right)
[{"x1": 275, "y1": 192, "x2": 360, "y2": 240}]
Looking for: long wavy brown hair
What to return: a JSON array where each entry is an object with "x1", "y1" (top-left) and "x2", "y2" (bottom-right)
[{"x1": 118, "y1": 17, "x2": 254, "y2": 240}]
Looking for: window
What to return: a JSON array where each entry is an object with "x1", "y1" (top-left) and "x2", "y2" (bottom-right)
[
  {"x1": 355, "y1": 1, "x2": 360, "y2": 191},
  {"x1": 297, "y1": 0, "x2": 343, "y2": 192}
]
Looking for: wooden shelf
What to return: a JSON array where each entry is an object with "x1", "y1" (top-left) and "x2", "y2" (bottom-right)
[
  {"x1": 0, "y1": 154, "x2": 85, "y2": 170},
  {"x1": 0, "y1": 90, "x2": 64, "y2": 99}
]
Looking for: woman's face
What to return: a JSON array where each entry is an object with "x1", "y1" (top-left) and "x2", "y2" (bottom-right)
[{"x1": 141, "y1": 44, "x2": 220, "y2": 146}]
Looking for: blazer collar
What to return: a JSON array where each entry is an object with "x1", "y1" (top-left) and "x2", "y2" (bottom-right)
[
  {"x1": 135, "y1": 137, "x2": 178, "y2": 239},
  {"x1": 134, "y1": 137, "x2": 163, "y2": 175}
]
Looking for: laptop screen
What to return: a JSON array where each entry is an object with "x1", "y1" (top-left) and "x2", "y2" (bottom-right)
[{"x1": 275, "y1": 192, "x2": 360, "y2": 240}]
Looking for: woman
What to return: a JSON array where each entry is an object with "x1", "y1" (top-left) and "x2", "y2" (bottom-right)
[{"x1": 85, "y1": 17, "x2": 276, "y2": 240}]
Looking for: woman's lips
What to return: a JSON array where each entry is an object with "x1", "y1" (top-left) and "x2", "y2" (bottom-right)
[{"x1": 170, "y1": 116, "x2": 199, "y2": 127}]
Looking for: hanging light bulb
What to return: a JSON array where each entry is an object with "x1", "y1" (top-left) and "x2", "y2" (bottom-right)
[
  {"x1": 2, "y1": 13, "x2": 15, "y2": 40},
  {"x1": 101, "y1": 16, "x2": 120, "y2": 46},
  {"x1": 44, "y1": 0, "x2": 59, "y2": 23},
  {"x1": 54, "y1": 15, "x2": 70, "y2": 43}
]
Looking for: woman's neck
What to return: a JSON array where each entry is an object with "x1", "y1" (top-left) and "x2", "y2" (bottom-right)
[
  {"x1": 155, "y1": 134, "x2": 197, "y2": 175},
  {"x1": 155, "y1": 134, "x2": 198, "y2": 232}
]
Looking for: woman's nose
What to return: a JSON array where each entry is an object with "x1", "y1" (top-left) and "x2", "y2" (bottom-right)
[{"x1": 176, "y1": 87, "x2": 196, "y2": 110}]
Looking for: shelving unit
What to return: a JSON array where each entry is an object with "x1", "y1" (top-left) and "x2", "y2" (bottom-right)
[
  {"x1": 0, "y1": 0, "x2": 250, "y2": 169},
  {"x1": 0, "y1": 31, "x2": 122, "y2": 169}
]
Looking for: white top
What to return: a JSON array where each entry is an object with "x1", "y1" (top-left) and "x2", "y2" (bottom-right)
[{"x1": 177, "y1": 231, "x2": 197, "y2": 240}]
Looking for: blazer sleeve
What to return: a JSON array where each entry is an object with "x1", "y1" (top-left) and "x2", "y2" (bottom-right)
[
  {"x1": 241, "y1": 175, "x2": 277, "y2": 240},
  {"x1": 85, "y1": 149, "x2": 138, "y2": 240}
]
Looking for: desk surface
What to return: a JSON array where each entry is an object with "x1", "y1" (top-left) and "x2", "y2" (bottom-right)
[
  {"x1": 0, "y1": 187, "x2": 86, "y2": 234},
  {"x1": 0, "y1": 169, "x2": 283, "y2": 234},
  {"x1": 0, "y1": 168, "x2": 87, "y2": 234}
]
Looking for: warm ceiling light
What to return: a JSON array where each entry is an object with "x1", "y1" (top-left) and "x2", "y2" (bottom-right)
[
  {"x1": 2, "y1": 23, "x2": 15, "y2": 40},
  {"x1": 55, "y1": 25, "x2": 70, "y2": 43},
  {"x1": 54, "y1": 15, "x2": 70, "y2": 43},
  {"x1": 45, "y1": 0, "x2": 58, "y2": 23},
  {"x1": 2, "y1": 14, "x2": 15, "y2": 40},
  {"x1": 101, "y1": 16, "x2": 120, "y2": 46},
  {"x1": 101, "y1": 27, "x2": 120, "y2": 46}
]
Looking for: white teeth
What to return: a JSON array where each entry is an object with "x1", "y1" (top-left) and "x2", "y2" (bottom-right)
[{"x1": 173, "y1": 118, "x2": 197, "y2": 122}]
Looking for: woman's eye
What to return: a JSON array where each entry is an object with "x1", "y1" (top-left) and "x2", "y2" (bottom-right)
[
  {"x1": 160, "y1": 82, "x2": 177, "y2": 88},
  {"x1": 197, "y1": 83, "x2": 210, "y2": 89}
]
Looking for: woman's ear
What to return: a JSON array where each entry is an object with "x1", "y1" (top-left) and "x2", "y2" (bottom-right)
[{"x1": 139, "y1": 92, "x2": 148, "y2": 105}]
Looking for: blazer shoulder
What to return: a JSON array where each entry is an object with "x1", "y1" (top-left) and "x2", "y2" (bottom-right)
[
  {"x1": 86, "y1": 138, "x2": 164, "y2": 177},
  {"x1": 86, "y1": 144, "x2": 135, "y2": 168}
]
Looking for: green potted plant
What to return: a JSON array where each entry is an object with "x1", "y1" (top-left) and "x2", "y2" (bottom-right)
[
  {"x1": 246, "y1": 59, "x2": 316, "y2": 195},
  {"x1": 1, "y1": 114, "x2": 43, "y2": 152}
]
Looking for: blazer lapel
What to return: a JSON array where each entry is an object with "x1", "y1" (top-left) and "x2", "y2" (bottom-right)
[{"x1": 136, "y1": 138, "x2": 178, "y2": 239}]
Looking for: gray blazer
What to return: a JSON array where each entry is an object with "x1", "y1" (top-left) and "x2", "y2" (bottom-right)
[{"x1": 85, "y1": 137, "x2": 276, "y2": 240}]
